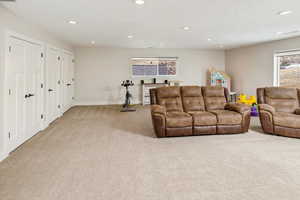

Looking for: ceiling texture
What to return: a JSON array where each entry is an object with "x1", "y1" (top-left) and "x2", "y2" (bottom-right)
[{"x1": 2, "y1": 0, "x2": 300, "y2": 49}]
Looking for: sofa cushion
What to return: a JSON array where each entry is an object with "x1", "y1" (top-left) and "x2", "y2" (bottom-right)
[
  {"x1": 181, "y1": 86, "x2": 205, "y2": 112},
  {"x1": 188, "y1": 111, "x2": 217, "y2": 126},
  {"x1": 265, "y1": 87, "x2": 298, "y2": 99},
  {"x1": 210, "y1": 110, "x2": 242, "y2": 125},
  {"x1": 274, "y1": 112, "x2": 300, "y2": 129},
  {"x1": 225, "y1": 103, "x2": 251, "y2": 113},
  {"x1": 156, "y1": 86, "x2": 183, "y2": 112},
  {"x1": 202, "y1": 87, "x2": 227, "y2": 110},
  {"x1": 166, "y1": 112, "x2": 193, "y2": 128},
  {"x1": 265, "y1": 87, "x2": 298, "y2": 113}
]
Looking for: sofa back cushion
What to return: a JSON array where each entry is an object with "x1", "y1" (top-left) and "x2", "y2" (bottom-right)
[
  {"x1": 264, "y1": 87, "x2": 298, "y2": 113},
  {"x1": 257, "y1": 88, "x2": 265, "y2": 104},
  {"x1": 202, "y1": 86, "x2": 228, "y2": 110},
  {"x1": 181, "y1": 86, "x2": 205, "y2": 112},
  {"x1": 156, "y1": 86, "x2": 183, "y2": 112}
]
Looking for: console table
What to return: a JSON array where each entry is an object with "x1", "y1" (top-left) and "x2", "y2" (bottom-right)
[{"x1": 142, "y1": 83, "x2": 168, "y2": 105}]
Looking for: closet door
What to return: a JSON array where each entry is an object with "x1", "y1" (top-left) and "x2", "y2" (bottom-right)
[
  {"x1": 46, "y1": 47, "x2": 61, "y2": 124},
  {"x1": 69, "y1": 56, "x2": 75, "y2": 108},
  {"x1": 61, "y1": 52, "x2": 70, "y2": 112},
  {"x1": 62, "y1": 52, "x2": 74, "y2": 112},
  {"x1": 6, "y1": 37, "x2": 45, "y2": 152},
  {"x1": 6, "y1": 38, "x2": 26, "y2": 152},
  {"x1": 24, "y1": 43, "x2": 44, "y2": 139}
]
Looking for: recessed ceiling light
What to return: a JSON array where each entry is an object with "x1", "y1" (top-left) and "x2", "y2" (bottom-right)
[
  {"x1": 278, "y1": 10, "x2": 292, "y2": 16},
  {"x1": 68, "y1": 20, "x2": 77, "y2": 25},
  {"x1": 183, "y1": 26, "x2": 190, "y2": 31},
  {"x1": 208, "y1": 38, "x2": 212, "y2": 41},
  {"x1": 128, "y1": 35, "x2": 133, "y2": 39},
  {"x1": 276, "y1": 31, "x2": 283, "y2": 35},
  {"x1": 135, "y1": 0, "x2": 145, "y2": 5},
  {"x1": 91, "y1": 41, "x2": 96, "y2": 45}
]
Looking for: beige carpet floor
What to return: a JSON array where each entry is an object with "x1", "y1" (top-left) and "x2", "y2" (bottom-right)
[{"x1": 1, "y1": 106, "x2": 300, "y2": 200}]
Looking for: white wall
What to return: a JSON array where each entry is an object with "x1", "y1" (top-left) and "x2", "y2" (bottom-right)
[
  {"x1": 0, "y1": 5, "x2": 73, "y2": 161},
  {"x1": 74, "y1": 47, "x2": 225, "y2": 105},
  {"x1": 226, "y1": 36, "x2": 300, "y2": 95}
]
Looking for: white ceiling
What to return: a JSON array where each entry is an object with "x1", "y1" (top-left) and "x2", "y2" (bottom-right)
[{"x1": 2, "y1": 0, "x2": 300, "y2": 49}]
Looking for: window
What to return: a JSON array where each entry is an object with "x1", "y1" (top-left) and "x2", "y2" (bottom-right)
[
  {"x1": 274, "y1": 51, "x2": 300, "y2": 87},
  {"x1": 131, "y1": 57, "x2": 177, "y2": 77}
]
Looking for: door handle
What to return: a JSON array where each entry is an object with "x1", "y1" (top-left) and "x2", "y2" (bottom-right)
[
  {"x1": 25, "y1": 94, "x2": 29, "y2": 98},
  {"x1": 48, "y1": 89, "x2": 53, "y2": 92},
  {"x1": 66, "y1": 84, "x2": 71, "y2": 86},
  {"x1": 28, "y1": 93, "x2": 35, "y2": 97}
]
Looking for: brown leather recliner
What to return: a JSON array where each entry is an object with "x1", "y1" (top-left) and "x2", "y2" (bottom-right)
[
  {"x1": 150, "y1": 86, "x2": 251, "y2": 138},
  {"x1": 257, "y1": 87, "x2": 300, "y2": 138}
]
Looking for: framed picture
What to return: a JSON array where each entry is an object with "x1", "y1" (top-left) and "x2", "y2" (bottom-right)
[{"x1": 131, "y1": 57, "x2": 178, "y2": 77}]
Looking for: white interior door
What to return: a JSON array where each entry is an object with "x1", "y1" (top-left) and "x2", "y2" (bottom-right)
[
  {"x1": 62, "y1": 52, "x2": 74, "y2": 112},
  {"x1": 62, "y1": 52, "x2": 69, "y2": 112},
  {"x1": 6, "y1": 38, "x2": 26, "y2": 152},
  {"x1": 6, "y1": 37, "x2": 45, "y2": 152},
  {"x1": 69, "y1": 56, "x2": 75, "y2": 108},
  {"x1": 24, "y1": 42, "x2": 44, "y2": 139},
  {"x1": 46, "y1": 47, "x2": 61, "y2": 124}
]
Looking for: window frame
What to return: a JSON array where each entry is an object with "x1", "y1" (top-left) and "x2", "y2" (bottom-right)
[{"x1": 273, "y1": 50, "x2": 300, "y2": 87}]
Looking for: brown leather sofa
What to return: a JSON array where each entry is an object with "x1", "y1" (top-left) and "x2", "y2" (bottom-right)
[
  {"x1": 257, "y1": 87, "x2": 300, "y2": 138},
  {"x1": 150, "y1": 86, "x2": 251, "y2": 137}
]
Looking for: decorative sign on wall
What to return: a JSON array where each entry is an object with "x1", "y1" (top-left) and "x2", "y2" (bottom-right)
[{"x1": 131, "y1": 57, "x2": 178, "y2": 76}]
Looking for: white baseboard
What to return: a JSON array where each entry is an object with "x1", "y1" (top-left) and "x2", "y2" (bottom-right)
[
  {"x1": 0, "y1": 152, "x2": 8, "y2": 162},
  {"x1": 74, "y1": 101, "x2": 142, "y2": 106}
]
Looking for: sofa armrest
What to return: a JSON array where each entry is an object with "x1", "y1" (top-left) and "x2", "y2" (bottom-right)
[
  {"x1": 295, "y1": 108, "x2": 300, "y2": 115},
  {"x1": 258, "y1": 104, "x2": 275, "y2": 115},
  {"x1": 151, "y1": 105, "x2": 166, "y2": 115},
  {"x1": 151, "y1": 113, "x2": 166, "y2": 138},
  {"x1": 225, "y1": 103, "x2": 251, "y2": 114},
  {"x1": 258, "y1": 104, "x2": 275, "y2": 134},
  {"x1": 151, "y1": 105, "x2": 166, "y2": 138}
]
